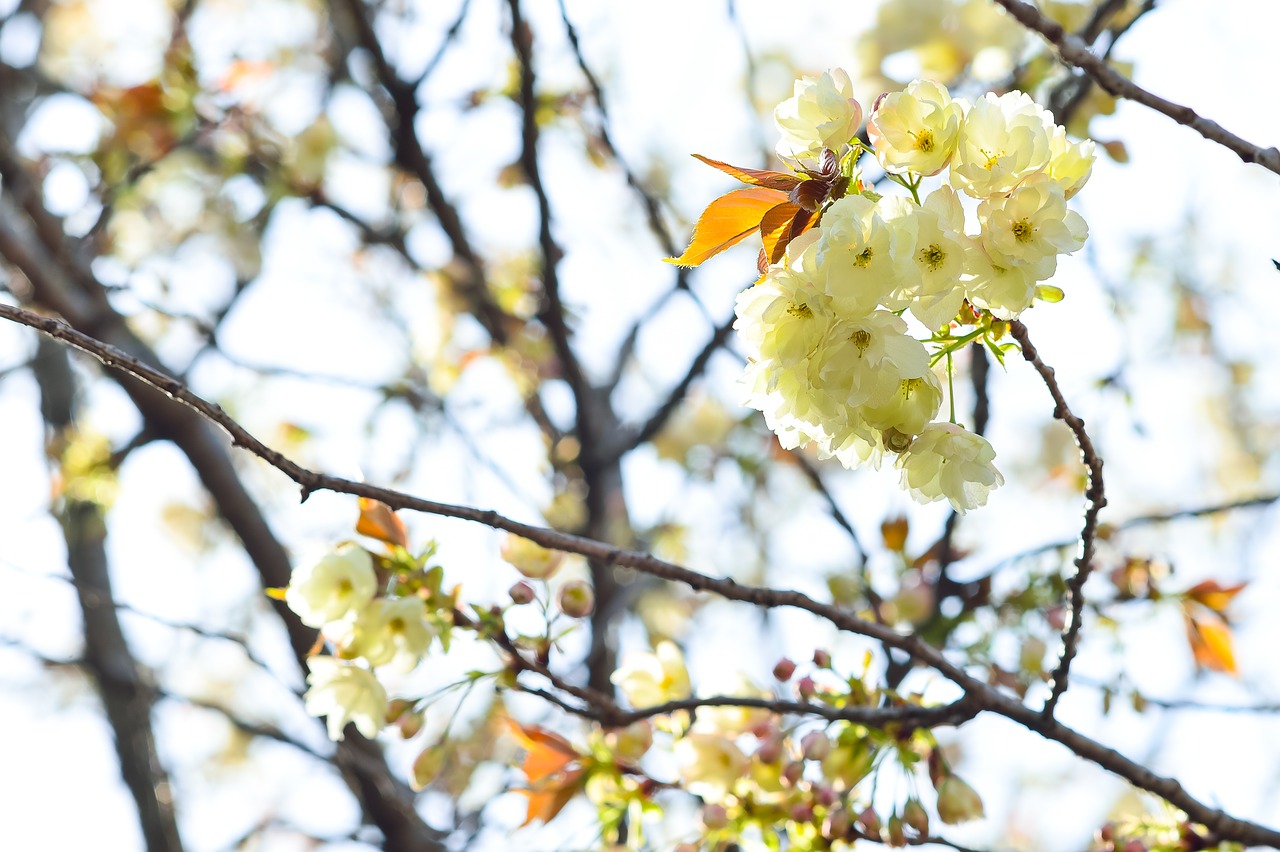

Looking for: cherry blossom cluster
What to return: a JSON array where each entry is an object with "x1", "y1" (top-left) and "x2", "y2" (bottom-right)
[
  {"x1": 283, "y1": 543, "x2": 448, "y2": 741},
  {"x1": 738, "y1": 71, "x2": 1094, "y2": 512}
]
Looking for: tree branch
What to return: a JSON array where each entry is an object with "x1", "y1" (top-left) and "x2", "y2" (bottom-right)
[
  {"x1": 993, "y1": 0, "x2": 1280, "y2": 175},
  {"x1": 1009, "y1": 320, "x2": 1106, "y2": 719}
]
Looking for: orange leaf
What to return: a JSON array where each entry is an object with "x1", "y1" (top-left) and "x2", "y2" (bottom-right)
[
  {"x1": 515, "y1": 767, "x2": 587, "y2": 825},
  {"x1": 356, "y1": 497, "x2": 409, "y2": 548},
  {"x1": 759, "y1": 202, "x2": 801, "y2": 266},
  {"x1": 1184, "y1": 580, "x2": 1247, "y2": 615},
  {"x1": 665, "y1": 187, "x2": 790, "y2": 267},
  {"x1": 505, "y1": 719, "x2": 580, "y2": 783},
  {"x1": 1184, "y1": 605, "x2": 1238, "y2": 674},
  {"x1": 692, "y1": 154, "x2": 801, "y2": 191}
]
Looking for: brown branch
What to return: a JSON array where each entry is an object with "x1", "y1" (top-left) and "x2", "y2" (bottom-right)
[
  {"x1": 1009, "y1": 321, "x2": 1105, "y2": 719},
  {"x1": 34, "y1": 336, "x2": 185, "y2": 852},
  {"x1": 993, "y1": 0, "x2": 1280, "y2": 175},
  {"x1": 506, "y1": 0, "x2": 594, "y2": 438},
  {"x1": 62, "y1": 500, "x2": 186, "y2": 852},
  {"x1": 5, "y1": 304, "x2": 1280, "y2": 847}
]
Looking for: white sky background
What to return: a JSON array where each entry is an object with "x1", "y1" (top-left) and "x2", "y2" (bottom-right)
[{"x1": 1, "y1": 0, "x2": 1279, "y2": 850}]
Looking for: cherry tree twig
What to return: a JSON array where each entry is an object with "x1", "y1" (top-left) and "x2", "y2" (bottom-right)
[
  {"x1": 1009, "y1": 321, "x2": 1106, "y2": 719},
  {"x1": 992, "y1": 0, "x2": 1280, "y2": 175},
  {"x1": 3, "y1": 304, "x2": 1279, "y2": 846}
]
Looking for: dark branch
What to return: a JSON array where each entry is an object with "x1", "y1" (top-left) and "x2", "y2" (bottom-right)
[{"x1": 1010, "y1": 321, "x2": 1106, "y2": 719}]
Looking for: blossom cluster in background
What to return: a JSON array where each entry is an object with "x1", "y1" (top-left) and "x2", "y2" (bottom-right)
[
  {"x1": 284, "y1": 543, "x2": 446, "y2": 741},
  {"x1": 734, "y1": 70, "x2": 1094, "y2": 512}
]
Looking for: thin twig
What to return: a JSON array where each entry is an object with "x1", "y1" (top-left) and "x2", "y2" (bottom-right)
[
  {"x1": 993, "y1": 0, "x2": 1280, "y2": 175},
  {"x1": 1010, "y1": 321, "x2": 1105, "y2": 720},
  {"x1": 610, "y1": 310, "x2": 737, "y2": 458}
]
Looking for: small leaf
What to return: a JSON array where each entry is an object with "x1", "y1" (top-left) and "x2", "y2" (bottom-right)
[
  {"x1": 1184, "y1": 604, "x2": 1238, "y2": 674},
  {"x1": 356, "y1": 497, "x2": 409, "y2": 548},
  {"x1": 505, "y1": 719, "x2": 580, "y2": 783},
  {"x1": 1100, "y1": 139, "x2": 1129, "y2": 163},
  {"x1": 505, "y1": 719, "x2": 586, "y2": 825},
  {"x1": 1034, "y1": 284, "x2": 1065, "y2": 303},
  {"x1": 691, "y1": 154, "x2": 801, "y2": 191},
  {"x1": 1184, "y1": 580, "x2": 1247, "y2": 615},
  {"x1": 411, "y1": 746, "x2": 445, "y2": 791},
  {"x1": 515, "y1": 768, "x2": 587, "y2": 825},
  {"x1": 665, "y1": 187, "x2": 790, "y2": 267}
]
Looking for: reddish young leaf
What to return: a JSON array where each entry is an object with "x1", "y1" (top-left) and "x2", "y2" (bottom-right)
[
  {"x1": 665, "y1": 187, "x2": 790, "y2": 268},
  {"x1": 1183, "y1": 579, "x2": 1247, "y2": 615},
  {"x1": 692, "y1": 154, "x2": 801, "y2": 191},
  {"x1": 1183, "y1": 604, "x2": 1238, "y2": 674},
  {"x1": 504, "y1": 719, "x2": 586, "y2": 825},
  {"x1": 759, "y1": 202, "x2": 802, "y2": 265},
  {"x1": 514, "y1": 767, "x2": 588, "y2": 825},
  {"x1": 505, "y1": 719, "x2": 580, "y2": 783},
  {"x1": 356, "y1": 497, "x2": 409, "y2": 548}
]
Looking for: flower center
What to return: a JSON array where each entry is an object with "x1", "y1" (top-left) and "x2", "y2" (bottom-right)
[
  {"x1": 854, "y1": 247, "x2": 874, "y2": 268},
  {"x1": 901, "y1": 377, "x2": 923, "y2": 399},
  {"x1": 786, "y1": 302, "x2": 813, "y2": 318},
  {"x1": 918, "y1": 244, "x2": 946, "y2": 271},
  {"x1": 912, "y1": 129, "x2": 935, "y2": 153},
  {"x1": 851, "y1": 329, "x2": 871, "y2": 356},
  {"x1": 1011, "y1": 219, "x2": 1034, "y2": 243}
]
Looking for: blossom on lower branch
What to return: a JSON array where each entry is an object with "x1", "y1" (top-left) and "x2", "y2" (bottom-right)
[
  {"x1": 897, "y1": 422, "x2": 1004, "y2": 513},
  {"x1": 304, "y1": 656, "x2": 388, "y2": 741}
]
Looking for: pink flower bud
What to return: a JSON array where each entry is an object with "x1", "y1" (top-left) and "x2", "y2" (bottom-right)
[
  {"x1": 801, "y1": 731, "x2": 830, "y2": 761},
  {"x1": 772, "y1": 657, "x2": 797, "y2": 681},
  {"x1": 701, "y1": 803, "x2": 729, "y2": 830},
  {"x1": 856, "y1": 806, "x2": 881, "y2": 835},
  {"x1": 812, "y1": 649, "x2": 832, "y2": 668},
  {"x1": 797, "y1": 676, "x2": 816, "y2": 699},
  {"x1": 509, "y1": 581, "x2": 535, "y2": 605},
  {"x1": 755, "y1": 732, "x2": 783, "y2": 764}
]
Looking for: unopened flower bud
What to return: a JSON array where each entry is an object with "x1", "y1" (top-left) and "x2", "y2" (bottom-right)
[
  {"x1": 812, "y1": 649, "x2": 832, "y2": 668},
  {"x1": 887, "y1": 814, "x2": 906, "y2": 847},
  {"x1": 500, "y1": 533, "x2": 563, "y2": 579},
  {"x1": 557, "y1": 580, "x2": 595, "y2": 618},
  {"x1": 397, "y1": 710, "x2": 425, "y2": 739},
  {"x1": 790, "y1": 802, "x2": 815, "y2": 823},
  {"x1": 701, "y1": 803, "x2": 729, "y2": 830},
  {"x1": 902, "y1": 798, "x2": 929, "y2": 835},
  {"x1": 607, "y1": 721, "x2": 653, "y2": 762},
  {"x1": 856, "y1": 806, "x2": 881, "y2": 835},
  {"x1": 815, "y1": 785, "x2": 837, "y2": 808},
  {"x1": 773, "y1": 657, "x2": 797, "y2": 681},
  {"x1": 782, "y1": 760, "x2": 805, "y2": 786},
  {"x1": 797, "y1": 676, "x2": 816, "y2": 699},
  {"x1": 823, "y1": 805, "x2": 852, "y2": 840},
  {"x1": 509, "y1": 581, "x2": 535, "y2": 605},
  {"x1": 755, "y1": 732, "x2": 783, "y2": 764},
  {"x1": 935, "y1": 775, "x2": 985, "y2": 824},
  {"x1": 801, "y1": 731, "x2": 830, "y2": 761},
  {"x1": 880, "y1": 515, "x2": 910, "y2": 551}
]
